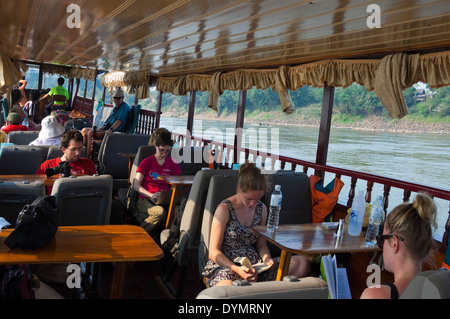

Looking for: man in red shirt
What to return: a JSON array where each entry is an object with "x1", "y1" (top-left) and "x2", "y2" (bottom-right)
[
  {"x1": 1, "y1": 112, "x2": 28, "y2": 134},
  {"x1": 36, "y1": 130, "x2": 96, "y2": 194}
]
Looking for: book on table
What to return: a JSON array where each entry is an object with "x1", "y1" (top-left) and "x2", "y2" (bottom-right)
[
  {"x1": 320, "y1": 254, "x2": 351, "y2": 299},
  {"x1": 233, "y1": 257, "x2": 271, "y2": 274}
]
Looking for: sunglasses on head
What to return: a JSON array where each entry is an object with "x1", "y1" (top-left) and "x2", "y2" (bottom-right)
[{"x1": 376, "y1": 234, "x2": 405, "y2": 249}]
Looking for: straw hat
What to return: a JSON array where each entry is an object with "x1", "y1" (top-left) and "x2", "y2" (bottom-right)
[{"x1": 39, "y1": 116, "x2": 65, "y2": 139}]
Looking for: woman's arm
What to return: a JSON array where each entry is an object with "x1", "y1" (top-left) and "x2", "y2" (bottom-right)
[{"x1": 256, "y1": 203, "x2": 275, "y2": 267}]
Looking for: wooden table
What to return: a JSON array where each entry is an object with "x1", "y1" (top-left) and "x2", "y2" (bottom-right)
[
  {"x1": 157, "y1": 175, "x2": 195, "y2": 228},
  {"x1": 0, "y1": 225, "x2": 163, "y2": 299},
  {"x1": 0, "y1": 174, "x2": 58, "y2": 186},
  {"x1": 252, "y1": 224, "x2": 380, "y2": 280}
]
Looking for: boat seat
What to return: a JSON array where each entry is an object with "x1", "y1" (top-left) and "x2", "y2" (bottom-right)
[
  {"x1": 97, "y1": 132, "x2": 151, "y2": 193},
  {"x1": 158, "y1": 169, "x2": 238, "y2": 297},
  {"x1": 196, "y1": 276, "x2": 328, "y2": 299},
  {"x1": 0, "y1": 180, "x2": 45, "y2": 224},
  {"x1": 46, "y1": 145, "x2": 87, "y2": 160},
  {"x1": 7, "y1": 130, "x2": 39, "y2": 145},
  {"x1": 51, "y1": 174, "x2": 113, "y2": 226},
  {"x1": 198, "y1": 173, "x2": 239, "y2": 276},
  {"x1": 263, "y1": 171, "x2": 312, "y2": 224},
  {"x1": 123, "y1": 104, "x2": 141, "y2": 134},
  {"x1": 171, "y1": 146, "x2": 209, "y2": 175},
  {"x1": 0, "y1": 145, "x2": 43, "y2": 174},
  {"x1": 400, "y1": 269, "x2": 450, "y2": 299}
]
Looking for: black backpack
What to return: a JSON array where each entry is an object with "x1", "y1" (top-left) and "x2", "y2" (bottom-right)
[{"x1": 161, "y1": 189, "x2": 190, "y2": 257}]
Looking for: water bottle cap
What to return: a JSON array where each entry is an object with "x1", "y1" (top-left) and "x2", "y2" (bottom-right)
[{"x1": 275, "y1": 185, "x2": 281, "y2": 190}]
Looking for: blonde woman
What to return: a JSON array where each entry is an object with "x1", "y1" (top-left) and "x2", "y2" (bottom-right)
[{"x1": 361, "y1": 193, "x2": 437, "y2": 299}]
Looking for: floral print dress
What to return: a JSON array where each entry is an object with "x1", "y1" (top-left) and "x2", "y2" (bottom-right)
[{"x1": 202, "y1": 199, "x2": 279, "y2": 286}]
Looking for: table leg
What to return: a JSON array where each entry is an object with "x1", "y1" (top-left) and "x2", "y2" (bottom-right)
[
  {"x1": 276, "y1": 250, "x2": 292, "y2": 281},
  {"x1": 110, "y1": 262, "x2": 127, "y2": 299},
  {"x1": 165, "y1": 185, "x2": 179, "y2": 228}
]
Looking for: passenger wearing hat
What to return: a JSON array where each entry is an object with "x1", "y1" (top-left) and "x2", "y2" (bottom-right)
[
  {"x1": 1, "y1": 112, "x2": 29, "y2": 134},
  {"x1": 29, "y1": 115, "x2": 65, "y2": 146},
  {"x1": 81, "y1": 88, "x2": 131, "y2": 156}
]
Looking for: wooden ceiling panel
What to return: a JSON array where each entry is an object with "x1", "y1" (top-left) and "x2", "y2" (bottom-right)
[{"x1": 1, "y1": 0, "x2": 449, "y2": 76}]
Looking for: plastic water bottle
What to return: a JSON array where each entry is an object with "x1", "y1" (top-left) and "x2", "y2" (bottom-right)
[
  {"x1": 22, "y1": 117, "x2": 29, "y2": 128},
  {"x1": 267, "y1": 185, "x2": 282, "y2": 232},
  {"x1": 365, "y1": 196, "x2": 384, "y2": 245},
  {"x1": 347, "y1": 190, "x2": 366, "y2": 236}
]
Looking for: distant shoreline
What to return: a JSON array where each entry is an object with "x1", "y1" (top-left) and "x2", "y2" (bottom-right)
[{"x1": 162, "y1": 111, "x2": 450, "y2": 134}]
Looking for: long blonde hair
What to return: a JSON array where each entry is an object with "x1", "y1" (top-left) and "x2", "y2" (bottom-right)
[{"x1": 385, "y1": 193, "x2": 437, "y2": 261}]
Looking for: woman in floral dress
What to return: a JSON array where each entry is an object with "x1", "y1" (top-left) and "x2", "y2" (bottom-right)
[{"x1": 202, "y1": 163, "x2": 310, "y2": 286}]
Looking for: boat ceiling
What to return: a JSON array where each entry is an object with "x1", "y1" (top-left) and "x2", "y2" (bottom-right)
[{"x1": 1, "y1": 0, "x2": 450, "y2": 76}]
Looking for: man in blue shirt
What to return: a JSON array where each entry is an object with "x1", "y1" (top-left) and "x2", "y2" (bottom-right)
[{"x1": 81, "y1": 88, "x2": 131, "y2": 157}]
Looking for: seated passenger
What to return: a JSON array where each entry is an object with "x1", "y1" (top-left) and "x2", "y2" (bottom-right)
[
  {"x1": 36, "y1": 130, "x2": 96, "y2": 194},
  {"x1": 202, "y1": 162, "x2": 310, "y2": 286},
  {"x1": 23, "y1": 90, "x2": 43, "y2": 124},
  {"x1": 40, "y1": 77, "x2": 70, "y2": 114},
  {"x1": 81, "y1": 88, "x2": 131, "y2": 155},
  {"x1": 29, "y1": 115, "x2": 65, "y2": 146},
  {"x1": 8, "y1": 88, "x2": 40, "y2": 130},
  {"x1": 360, "y1": 193, "x2": 437, "y2": 299},
  {"x1": 133, "y1": 130, "x2": 181, "y2": 235},
  {"x1": 1, "y1": 112, "x2": 28, "y2": 134}
]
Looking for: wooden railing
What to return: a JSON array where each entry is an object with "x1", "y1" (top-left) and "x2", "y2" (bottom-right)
[
  {"x1": 136, "y1": 109, "x2": 158, "y2": 135},
  {"x1": 172, "y1": 132, "x2": 450, "y2": 244}
]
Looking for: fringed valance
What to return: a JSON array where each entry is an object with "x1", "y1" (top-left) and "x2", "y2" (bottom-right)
[
  {"x1": 101, "y1": 71, "x2": 155, "y2": 99},
  {"x1": 0, "y1": 48, "x2": 27, "y2": 93},
  {"x1": 70, "y1": 67, "x2": 97, "y2": 81},
  {"x1": 155, "y1": 50, "x2": 450, "y2": 118}
]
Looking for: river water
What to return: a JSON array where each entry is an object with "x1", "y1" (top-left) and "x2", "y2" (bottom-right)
[{"x1": 160, "y1": 116, "x2": 449, "y2": 240}]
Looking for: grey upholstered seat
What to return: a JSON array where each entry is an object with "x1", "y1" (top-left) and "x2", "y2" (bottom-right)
[
  {"x1": 0, "y1": 145, "x2": 43, "y2": 174},
  {"x1": 7, "y1": 130, "x2": 39, "y2": 145},
  {"x1": 0, "y1": 180, "x2": 45, "y2": 224},
  {"x1": 50, "y1": 174, "x2": 113, "y2": 226},
  {"x1": 400, "y1": 269, "x2": 450, "y2": 299},
  {"x1": 196, "y1": 276, "x2": 328, "y2": 299}
]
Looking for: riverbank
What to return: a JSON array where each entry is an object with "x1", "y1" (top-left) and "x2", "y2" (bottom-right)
[{"x1": 162, "y1": 110, "x2": 450, "y2": 134}]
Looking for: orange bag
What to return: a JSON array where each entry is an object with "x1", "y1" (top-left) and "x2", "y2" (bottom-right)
[{"x1": 310, "y1": 175, "x2": 344, "y2": 223}]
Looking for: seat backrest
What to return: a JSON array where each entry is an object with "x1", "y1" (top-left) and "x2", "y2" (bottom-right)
[
  {"x1": 129, "y1": 144, "x2": 156, "y2": 184},
  {"x1": 400, "y1": 270, "x2": 450, "y2": 299},
  {"x1": 7, "y1": 131, "x2": 39, "y2": 145},
  {"x1": 175, "y1": 169, "x2": 239, "y2": 266},
  {"x1": 263, "y1": 171, "x2": 312, "y2": 225},
  {"x1": 196, "y1": 276, "x2": 328, "y2": 299},
  {"x1": 51, "y1": 174, "x2": 113, "y2": 226},
  {"x1": 0, "y1": 180, "x2": 45, "y2": 224},
  {"x1": 198, "y1": 173, "x2": 239, "y2": 275},
  {"x1": 98, "y1": 132, "x2": 151, "y2": 178},
  {"x1": 123, "y1": 104, "x2": 141, "y2": 134},
  {"x1": 46, "y1": 145, "x2": 87, "y2": 160},
  {"x1": 172, "y1": 146, "x2": 208, "y2": 175},
  {"x1": 0, "y1": 145, "x2": 43, "y2": 174}
]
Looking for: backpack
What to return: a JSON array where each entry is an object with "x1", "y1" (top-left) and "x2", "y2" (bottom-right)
[
  {"x1": 161, "y1": 188, "x2": 191, "y2": 257},
  {"x1": 64, "y1": 117, "x2": 92, "y2": 131},
  {"x1": 0, "y1": 265, "x2": 35, "y2": 299}
]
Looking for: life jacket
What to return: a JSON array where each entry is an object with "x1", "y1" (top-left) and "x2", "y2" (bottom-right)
[{"x1": 310, "y1": 175, "x2": 344, "y2": 223}]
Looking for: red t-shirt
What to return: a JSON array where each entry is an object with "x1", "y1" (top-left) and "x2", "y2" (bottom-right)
[
  {"x1": 136, "y1": 155, "x2": 181, "y2": 198},
  {"x1": 1, "y1": 125, "x2": 28, "y2": 134},
  {"x1": 36, "y1": 157, "x2": 97, "y2": 194}
]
